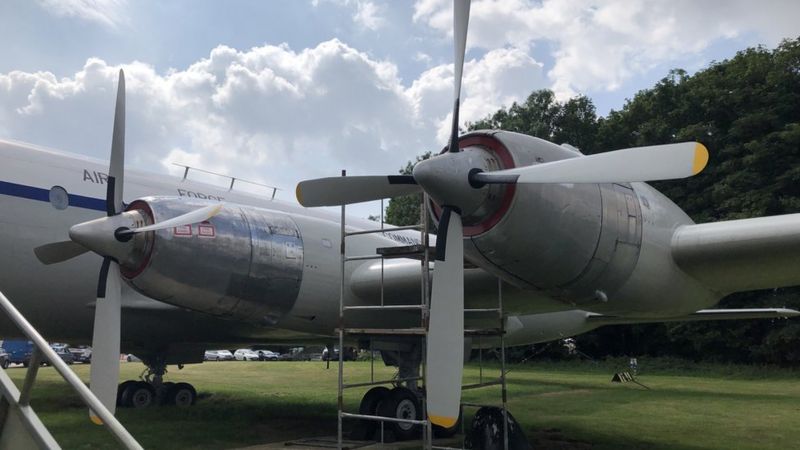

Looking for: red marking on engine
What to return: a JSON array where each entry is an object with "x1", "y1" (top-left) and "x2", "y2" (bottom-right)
[
  {"x1": 198, "y1": 221, "x2": 216, "y2": 238},
  {"x1": 173, "y1": 224, "x2": 192, "y2": 236}
]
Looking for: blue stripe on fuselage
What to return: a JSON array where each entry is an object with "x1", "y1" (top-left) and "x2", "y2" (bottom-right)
[{"x1": 0, "y1": 180, "x2": 105, "y2": 211}]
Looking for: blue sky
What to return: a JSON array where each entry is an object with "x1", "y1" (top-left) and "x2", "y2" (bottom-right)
[{"x1": 1, "y1": 0, "x2": 798, "y2": 217}]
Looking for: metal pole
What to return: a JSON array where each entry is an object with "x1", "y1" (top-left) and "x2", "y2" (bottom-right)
[
  {"x1": 338, "y1": 169, "x2": 346, "y2": 450},
  {"x1": 421, "y1": 193, "x2": 432, "y2": 450},
  {"x1": 380, "y1": 199, "x2": 385, "y2": 307},
  {"x1": 499, "y1": 278, "x2": 508, "y2": 450},
  {"x1": 18, "y1": 348, "x2": 43, "y2": 406}
]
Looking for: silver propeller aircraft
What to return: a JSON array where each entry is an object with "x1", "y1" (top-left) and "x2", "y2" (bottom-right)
[{"x1": 0, "y1": 0, "x2": 798, "y2": 442}]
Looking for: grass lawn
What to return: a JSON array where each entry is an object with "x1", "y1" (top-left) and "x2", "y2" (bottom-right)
[{"x1": 5, "y1": 359, "x2": 800, "y2": 449}]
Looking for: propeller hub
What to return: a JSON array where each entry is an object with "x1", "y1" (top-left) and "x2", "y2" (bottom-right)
[
  {"x1": 413, "y1": 146, "x2": 493, "y2": 217},
  {"x1": 69, "y1": 210, "x2": 150, "y2": 268}
]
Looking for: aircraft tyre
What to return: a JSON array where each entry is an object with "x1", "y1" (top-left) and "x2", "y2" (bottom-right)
[
  {"x1": 117, "y1": 380, "x2": 138, "y2": 407},
  {"x1": 377, "y1": 387, "x2": 422, "y2": 441},
  {"x1": 466, "y1": 407, "x2": 531, "y2": 450},
  {"x1": 352, "y1": 386, "x2": 391, "y2": 440},
  {"x1": 1, "y1": 359, "x2": 8, "y2": 369},
  {"x1": 121, "y1": 381, "x2": 155, "y2": 409},
  {"x1": 168, "y1": 382, "x2": 197, "y2": 407}
]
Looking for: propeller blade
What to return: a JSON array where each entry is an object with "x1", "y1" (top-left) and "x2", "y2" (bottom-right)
[
  {"x1": 426, "y1": 206, "x2": 464, "y2": 428},
  {"x1": 118, "y1": 203, "x2": 224, "y2": 235},
  {"x1": 473, "y1": 142, "x2": 709, "y2": 185},
  {"x1": 33, "y1": 241, "x2": 89, "y2": 265},
  {"x1": 89, "y1": 257, "x2": 122, "y2": 424},
  {"x1": 107, "y1": 69, "x2": 126, "y2": 216},
  {"x1": 295, "y1": 175, "x2": 420, "y2": 207},
  {"x1": 447, "y1": 0, "x2": 471, "y2": 154}
]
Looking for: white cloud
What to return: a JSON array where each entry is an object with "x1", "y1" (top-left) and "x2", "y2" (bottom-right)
[
  {"x1": 414, "y1": 0, "x2": 800, "y2": 98},
  {"x1": 409, "y1": 47, "x2": 545, "y2": 143},
  {"x1": 353, "y1": 1, "x2": 386, "y2": 31},
  {"x1": 314, "y1": 0, "x2": 387, "y2": 31},
  {"x1": 0, "y1": 39, "x2": 545, "y2": 202},
  {"x1": 35, "y1": 0, "x2": 128, "y2": 28}
]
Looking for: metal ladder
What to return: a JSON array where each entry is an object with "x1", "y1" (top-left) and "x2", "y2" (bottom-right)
[
  {"x1": 334, "y1": 170, "x2": 509, "y2": 450},
  {"x1": 0, "y1": 290, "x2": 142, "y2": 450}
]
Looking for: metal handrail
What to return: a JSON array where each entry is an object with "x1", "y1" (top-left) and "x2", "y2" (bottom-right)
[
  {"x1": 172, "y1": 163, "x2": 280, "y2": 198},
  {"x1": 0, "y1": 290, "x2": 143, "y2": 450}
]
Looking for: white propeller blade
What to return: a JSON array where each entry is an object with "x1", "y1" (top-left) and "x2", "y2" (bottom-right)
[
  {"x1": 295, "y1": 175, "x2": 420, "y2": 207},
  {"x1": 426, "y1": 207, "x2": 464, "y2": 428},
  {"x1": 89, "y1": 258, "x2": 122, "y2": 424},
  {"x1": 477, "y1": 142, "x2": 709, "y2": 184},
  {"x1": 89, "y1": 70, "x2": 126, "y2": 424},
  {"x1": 107, "y1": 69, "x2": 126, "y2": 216},
  {"x1": 34, "y1": 241, "x2": 89, "y2": 265},
  {"x1": 446, "y1": 0, "x2": 471, "y2": 154},
  {"x1": 119, "y1": 203, "x2": 224, "y2": 235}
]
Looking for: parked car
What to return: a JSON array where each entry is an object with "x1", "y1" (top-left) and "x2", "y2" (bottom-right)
[
  {"x1": 204, "y1": 350, "x2": 234, "y2": 361},
  {"x1": 68, "y1": 345, "x2": 92, "y2": 363},
  {"x1": 1, "y1": 340, "x2": 33, "y2": 366},
  {"x1": 47, "y1": 344, "x2": 74, "y2": 365},
  {"x1": 234, "y1": 349, "x2": 260, "y2": 361},
  {"x1": 0, "y1": 348, "x2": 9, "y2": 369},
  {"x1": 255, "y1": 350, "x2": 279, "y2": 361},
  {"x1": 125, "y1": 354, "x2": 141, "y2": 362}
]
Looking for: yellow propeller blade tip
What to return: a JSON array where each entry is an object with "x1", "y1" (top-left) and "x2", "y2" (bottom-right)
[
  {"x1": 429, "y1": 414, "x2": 458, "y2": 428},
  {"x1": 692, "y1": 143, "x2": 709, "y2": 175},
  {"x1": 90, "y1": 415, "x2": 104, "y2": 425}
]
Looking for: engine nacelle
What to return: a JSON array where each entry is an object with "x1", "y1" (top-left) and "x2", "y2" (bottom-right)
[
  {"x1": 119, "y1": 197, "x2": 304, "y2": 324},
  {"x1": 433, "y1": 131, "x2": 643, "y2": 306}
]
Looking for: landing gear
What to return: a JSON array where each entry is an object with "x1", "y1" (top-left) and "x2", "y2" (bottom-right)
[
  {"x1": 377, "y1": 387, "x2": 423, "y2": 441},
  {"x1": 116, "y1": 357, "x2": 197, "y2": 408},
  {"x1": 167, "y1": 382, "x2": 197, "y2": 406},
  {"x1": 120, "y1": 381, "x2": 155, "y2": 408}
]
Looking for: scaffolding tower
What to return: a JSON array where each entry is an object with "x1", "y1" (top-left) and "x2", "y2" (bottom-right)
[{"x1": 335, "y1": 170, "x2": 510, "y2": 450}]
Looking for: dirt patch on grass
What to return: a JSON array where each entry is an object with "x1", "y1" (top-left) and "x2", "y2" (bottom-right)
[{"x1": 537, "y1": 388, "x2": 593, "y2": 397}]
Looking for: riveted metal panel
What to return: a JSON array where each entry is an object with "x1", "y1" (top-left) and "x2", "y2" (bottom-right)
[{"x1": 559, "y1": 183, "x2": 642, "y2": 304}]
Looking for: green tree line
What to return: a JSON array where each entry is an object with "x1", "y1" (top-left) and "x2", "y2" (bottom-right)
[{"x1": 386, "y1": 38, "x2": 800, "y2": 364}]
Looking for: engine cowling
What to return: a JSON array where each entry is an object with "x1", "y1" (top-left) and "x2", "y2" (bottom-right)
[
  {"x1": 118, "y1": 197, "x2": 304, "y2": 324},
  {"x1": 431, "y1": 130, "x2": 643, "y2": 306}
]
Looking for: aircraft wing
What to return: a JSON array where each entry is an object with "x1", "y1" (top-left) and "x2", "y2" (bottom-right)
[
  {"x1": 671, "y1": 213, "x2": 800, "y2": 293},
  {"x1": 586, "y1": 307, "x2": 800, "y2": 325}
]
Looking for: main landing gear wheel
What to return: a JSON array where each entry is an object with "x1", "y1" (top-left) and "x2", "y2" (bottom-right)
[
  {"x1": 120, "y1": 381, "x2": 155, "y2": 409},
  {"x1": 466, "y1": 406, "x2": 532, "y2": 450},
  {"x1": 167, "y1": 382, "x2": 197, "y2": 407},
  {"x1": 377, "y1": 387, "x2": 422, "y2": 441},
  {"x1": 351, "y1": 386, "x2": 391, "y2": 440},
  {"x1": 116, "y1": 380, "x2": 138, "y2": 407}
]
